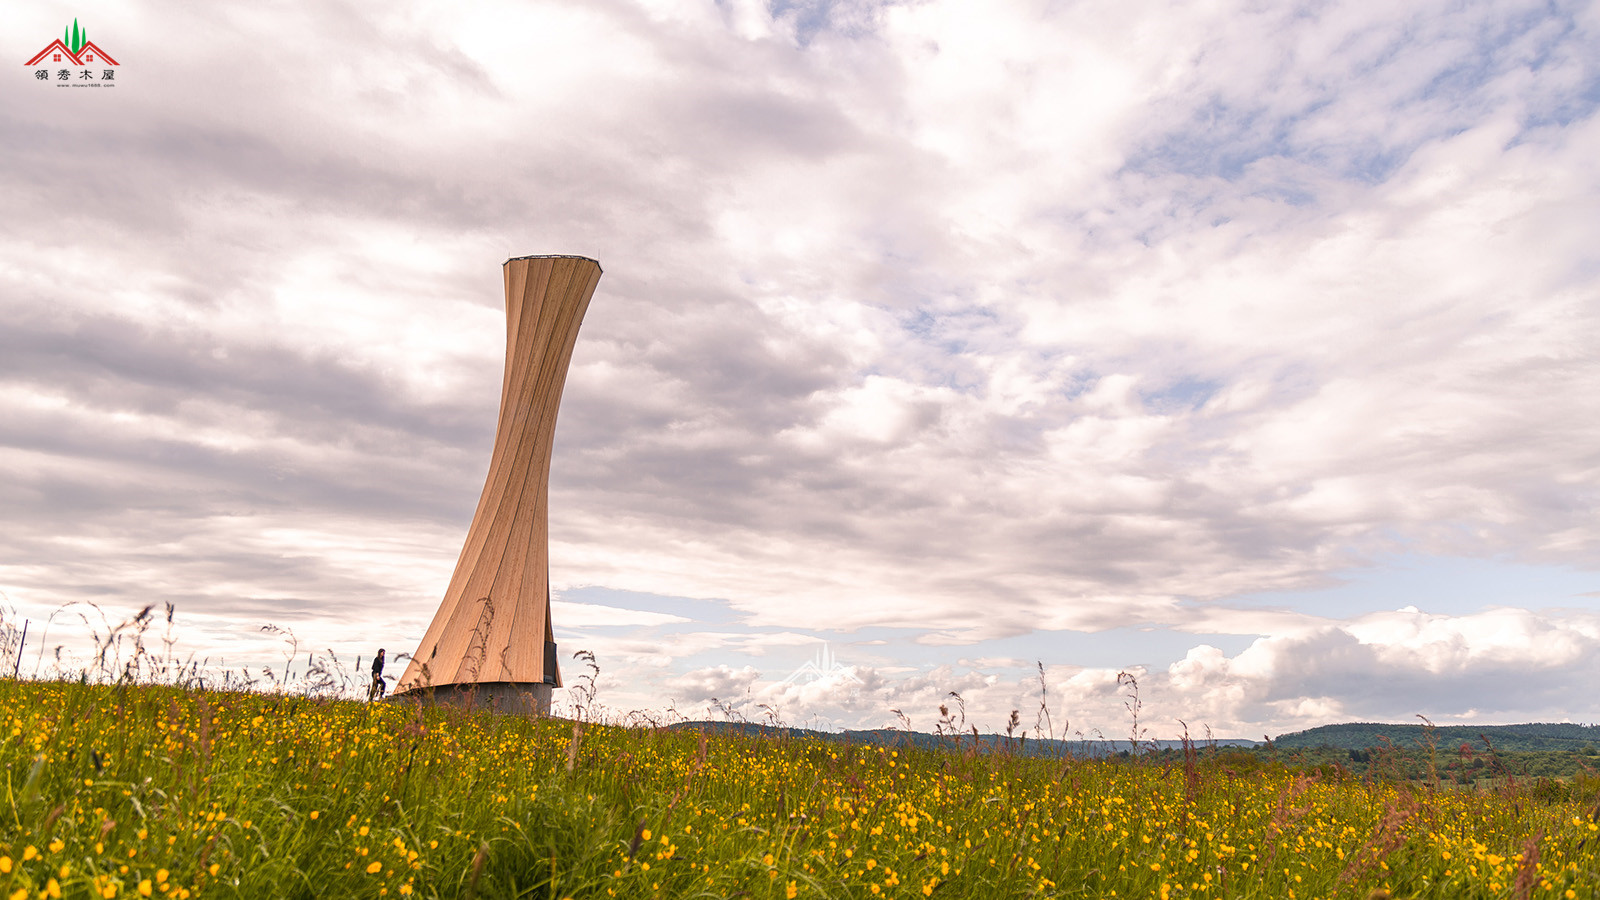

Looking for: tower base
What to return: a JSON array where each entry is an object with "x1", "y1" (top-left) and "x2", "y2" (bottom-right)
[{"x1": 393, "y1": 681, "x2": 553, "y2": 717}]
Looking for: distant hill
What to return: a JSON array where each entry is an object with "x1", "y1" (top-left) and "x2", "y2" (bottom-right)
[
  {"x1": 669, "y1": 721, "x2": 1259, "y2": 758},
  {"x1": 1272, "y1": 722, "x2": 1600, "y2": 753}
]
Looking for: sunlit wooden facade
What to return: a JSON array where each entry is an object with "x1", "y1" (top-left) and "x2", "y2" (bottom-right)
[{"x1": 396, "y1": 255, "x2": 602, "y2": 713}]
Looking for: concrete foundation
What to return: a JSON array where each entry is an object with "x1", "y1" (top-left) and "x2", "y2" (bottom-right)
[{"x1": 394, "y1": 681, "x2": 553, "y2": 717}]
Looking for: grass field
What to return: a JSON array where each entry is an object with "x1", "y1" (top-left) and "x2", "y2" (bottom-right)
[{"x1": 1, "y1": 679, "x2": 1597, "y2": 899}]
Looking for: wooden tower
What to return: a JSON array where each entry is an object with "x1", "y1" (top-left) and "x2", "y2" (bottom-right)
[{"x1": 396, "y1": 255, "x2": 602, "y2": 714}]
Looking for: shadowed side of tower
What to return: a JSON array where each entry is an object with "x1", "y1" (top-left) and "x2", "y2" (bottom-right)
[{"x1": 396, "y1": 255, "x2": 602, "y2": 715}]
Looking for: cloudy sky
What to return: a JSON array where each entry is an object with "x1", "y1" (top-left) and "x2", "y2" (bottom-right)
[{"x1": 4, "y1": 0, "x2": 1598, "y2": 738}]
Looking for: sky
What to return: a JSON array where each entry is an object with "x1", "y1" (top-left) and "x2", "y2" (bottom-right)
[{"x1": 3, "y1": 0, "x2": 1598, "y2": 739}]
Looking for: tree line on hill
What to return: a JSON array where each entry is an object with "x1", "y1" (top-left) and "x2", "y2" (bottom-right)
[{"x1": 1270, "y1": 721, "x2": 1600, "y2": 754}]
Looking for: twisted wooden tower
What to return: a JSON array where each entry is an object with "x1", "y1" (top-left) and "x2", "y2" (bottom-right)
[{"x1": 396, "y1": 255, "x2": 602, "y2": 714}]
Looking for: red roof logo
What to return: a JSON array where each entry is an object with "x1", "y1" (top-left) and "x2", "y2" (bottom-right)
[{"x1": 24, "y1": 19, "x2": 118, "y2": 67}]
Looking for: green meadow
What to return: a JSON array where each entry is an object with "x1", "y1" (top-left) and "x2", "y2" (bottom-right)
[{"x1": 1, "y1": 679, "x2": 1597, "y2": 899}]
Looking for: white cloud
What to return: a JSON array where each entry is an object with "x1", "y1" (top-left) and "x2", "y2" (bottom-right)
[
  {"x1": 550, "y1": 601, "x2": 690, "y2": 628},
  {"x1": 1, "y1": 0, "x2": 1596, "y2": 734}
]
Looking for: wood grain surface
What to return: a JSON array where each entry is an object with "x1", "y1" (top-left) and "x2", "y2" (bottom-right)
[{"x1": 397, "y1": 256, "x2": 601, "y2": 694}]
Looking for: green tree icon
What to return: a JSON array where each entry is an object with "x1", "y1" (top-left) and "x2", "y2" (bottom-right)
[{"x1": 65, "y1": 19, "x2": 87, "y2": 54}]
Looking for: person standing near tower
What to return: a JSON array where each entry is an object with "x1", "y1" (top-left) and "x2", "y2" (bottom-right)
[{"x1": 369, "y1": 649, "x2": 386, "y2": 701}]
